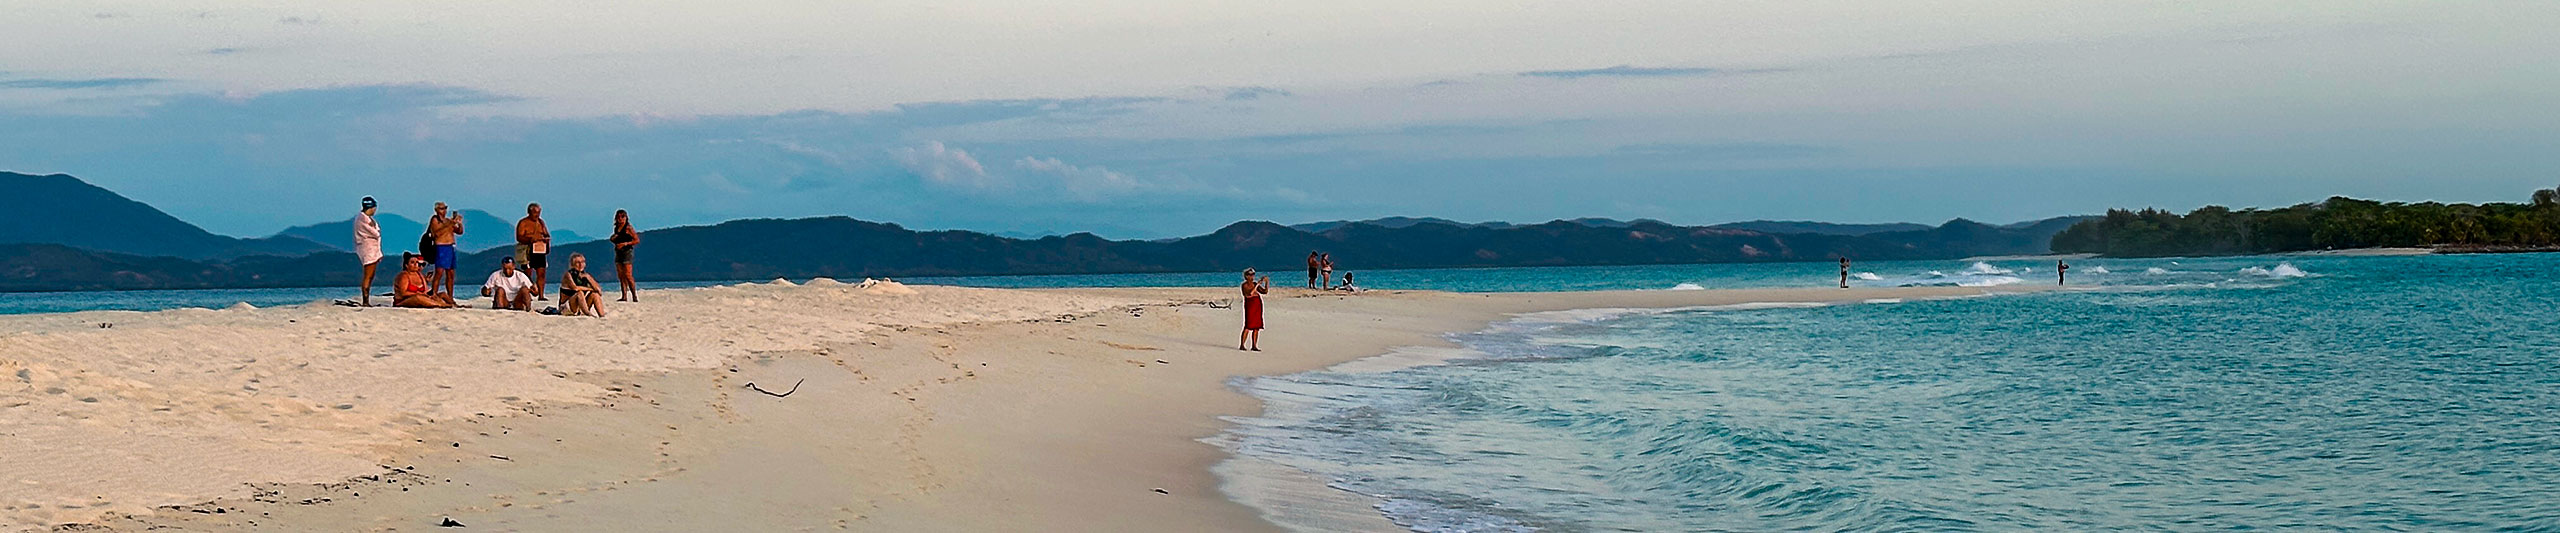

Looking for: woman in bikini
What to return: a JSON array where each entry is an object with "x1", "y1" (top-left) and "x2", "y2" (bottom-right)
[
  {"x1": 560, "y1": 253, "x2": 609, "y2": 318},
  {"x1": 611, "y1": 210, "x2": 641, "y2": 302},
  {"x1": 392, "y1": 253, "x2": 456, "y2": 309},
  {"x1": 1239, "y1": 268, "x2": 1269, "y2": 351}
]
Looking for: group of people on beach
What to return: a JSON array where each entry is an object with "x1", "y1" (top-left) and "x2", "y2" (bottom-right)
[
  {"x1": 351, "y1": 197, "x2": 643, "y2": 316},
  {"x1": 1304, "y1": 251, "x2": 1356, "y2": 291},
  {"x1": 1238, "y1": 251, "x2": 1365, "y2": 351}
]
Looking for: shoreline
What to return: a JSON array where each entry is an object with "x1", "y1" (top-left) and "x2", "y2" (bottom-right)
[{"x1": 8, "y1": 283, "x2": 2042, "y2": 532}]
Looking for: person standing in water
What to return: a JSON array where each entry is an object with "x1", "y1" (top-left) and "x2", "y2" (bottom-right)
[
  {"x1": 354, "y1": 197, "x2": 383, "y2": 306},
  {"x1": 1239, "y1": 268, "x2": 1269, "y2": 351},
  {"x1": 610, "y1": 210, "x2": 641, "y2": 302},
  {"x1": 1839, "y1": 257, "x2": 1851, "y2": 289},
  {"x1": 516, "y1": 203, "x2": 552, "y2": 301},
  {"x1": 2058, "y1": 260, "x2": 2070, "y2": 286}
]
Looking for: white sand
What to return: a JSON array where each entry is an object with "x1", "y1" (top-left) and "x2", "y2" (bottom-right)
[{"x1": 0, "y1": 281, "x2": 1148, "y2": 529}]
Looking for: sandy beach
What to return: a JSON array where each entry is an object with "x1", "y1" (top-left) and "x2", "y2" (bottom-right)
[{"x1": 3, "y1": 282, "x2": 2033, "y2": 532}]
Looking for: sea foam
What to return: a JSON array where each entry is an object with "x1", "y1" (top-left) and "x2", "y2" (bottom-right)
[{"x1": 2240, "y1": 263, "x2": 2309, "y2": 278}]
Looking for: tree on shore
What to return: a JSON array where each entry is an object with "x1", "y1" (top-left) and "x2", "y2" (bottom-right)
[{"x1": 2051, "y1": 185, "x2": 2560, "y2": 257}]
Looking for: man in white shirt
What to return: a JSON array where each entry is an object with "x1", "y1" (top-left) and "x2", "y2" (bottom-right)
[{"x1": 481, "y1": 256, "x2": 535, "y2": 311}]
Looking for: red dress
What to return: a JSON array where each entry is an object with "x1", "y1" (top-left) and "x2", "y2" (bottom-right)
[{"x1": 1243, "y1": 283, "x2": 1265, "y2": 331}]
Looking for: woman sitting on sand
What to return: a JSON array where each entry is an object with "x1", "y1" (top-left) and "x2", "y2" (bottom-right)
[
  {"x1": 1239, "y1": 268, "x2": 1269, "y2": 351},
  {"x1": 392, "y1": 253, "x2": 456, "y2": 309},
  {"x1": 559, "y1": 253, "x2": 608, "y2": 318}
]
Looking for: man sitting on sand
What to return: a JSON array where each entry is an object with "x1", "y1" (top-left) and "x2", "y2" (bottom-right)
[
  {"x1": 393, "y1": 253, "x2": 456, "y2": 309},
  {"x1": 481, "y1": 256, "x2": 535, "y2": 311},
  {"x1": 558, "y1": 253, "x2": 607, "y2": 318}
]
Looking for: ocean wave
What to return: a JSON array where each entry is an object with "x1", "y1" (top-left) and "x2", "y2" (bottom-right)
[
  {"x1": 1668, "y1": 283, "x2": 1706, "y2": 291},
  {"x1": 1958, "y1": 262, "x2": 2015, "y2": 276},
  {"x1": 1376, "y1": 497, "x2": 1538, "y2": 533},
  {"x1": 2238, "y1": 263, "x2": 2309, "y2": 278},
  {"x1": 1851, "y1": 272, "x2": 1882, "y2": 281},
  {"x1": 2085, "y1": 266, "x2": 2111, "y2": 274},
  {"x1": 1894, "y1": 274, "x2": 2025, "y2": 288},
  {"x1": 2145, "y1": 267, "x2": 2174, "y2": 275}
]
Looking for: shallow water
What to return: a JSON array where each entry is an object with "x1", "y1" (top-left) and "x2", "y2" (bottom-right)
[
  {"x1": 0, "y1": 256, "x2": 2208, "y2": 315},
  {"x1": 1224, "y1": 253, "x2": 2560, "y2": 531}
]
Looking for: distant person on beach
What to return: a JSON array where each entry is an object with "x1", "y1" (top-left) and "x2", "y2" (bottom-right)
[
  {"x1": 1840, "y1": 258, "x2": 1851, "y2": 289},
  {"x1": 1306, "y1": 251, "x2": 1321, "y2": 289},
  {"x1": 1320, "y1": 253, "x2": 1335, "y2": 289},
  {"x1": 2058, "y1": 260, "x2": 2070, "y2": 286},
  {"x1": 482, "y1": 256, "x2": 535, "y2": 311},
  {"x1": 354, "y1": 197, "x2": 383, "y2": 306},
  {"x1": 560, "y1": 253, "x2": 608, "y2": 317},
  {"x1": 416, "y1": 224, "x2": 438, "y2": 290},
  {"x1": 611, "y1": 210, "x2": 641, "y2": 302},
  {"x1": 427, "y1": 202, "x2": 464, "y2": 297},
  {"x1": 1240, "y1": 268, "x2": 1269, "y2": 351},
  {"x1": 516, "y1": 203, "x2": 551, "y2": 301},
  {"x1": 1335, "y1": 272, "x2": 1358, "y2": 291},
  {"x1": 393, "y1": 254, "x2": 456, "y2": 309}
]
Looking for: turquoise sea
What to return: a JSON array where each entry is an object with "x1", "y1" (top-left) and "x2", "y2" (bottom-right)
[
  {"x1": 1223, "y1": 253, "x2": 2560, "y2": 531},
  {"x1": 3, "y1": 258, "x2": 1984, "y2": 315}
]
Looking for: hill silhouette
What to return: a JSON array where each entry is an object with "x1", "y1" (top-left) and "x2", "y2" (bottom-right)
[
  {"x1": 0, "y1": 171, "x2": 2091, "y2": 291},
  {"x1": 1708, "y1": 220, "x2": 1933, "y2": 236},
  {"x1": 0, "y1": 172, "x2": 332, "y2": 261}
]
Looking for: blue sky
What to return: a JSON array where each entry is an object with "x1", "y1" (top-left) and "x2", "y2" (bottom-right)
[{"x1": 3, "y1": 1, "x2": 2555, "y2": 239}]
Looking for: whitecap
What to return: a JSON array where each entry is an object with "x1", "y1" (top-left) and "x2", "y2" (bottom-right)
[
  {"x1": 2086, "y1": 266, "x2": 2111, "y2": 274},
  {"x1": 2240, "y1": 263, "x2": 2309, "y2": 278},
  {"x1": 2145, "y1": 267, "x2": 2173, "y2": 275},
  {"x1": 1668, "y1": 283, "x2": 1705, "y2": 291},
  {"x1": 1959, "y1": 262, "x2": 2015, "y2": 276},
  {"x1": 1851, "y1": 272, "x2": 1883, "y2": 281}
]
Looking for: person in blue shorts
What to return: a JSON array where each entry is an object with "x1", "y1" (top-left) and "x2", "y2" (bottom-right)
[{"x1": 427, "y1": 202, "x2": 465, "y2": 297}]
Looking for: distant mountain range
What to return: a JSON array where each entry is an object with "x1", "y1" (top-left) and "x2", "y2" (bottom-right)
[
  {"x1": 273, "y1": 210, "x2": 589, "y2": 254},
  {"x1": 1291, "y1": 217, "x2": 1953, "y2": 237},
  {"x1": 1707, "y1": 220, "x2": 1935, "y2": 236},
  {"x1": 0, "y1": 172, "x2": 2094, "y2": 291},
  {"x1": 0, "y1": 172, "x2": 334, "y2": 261}
]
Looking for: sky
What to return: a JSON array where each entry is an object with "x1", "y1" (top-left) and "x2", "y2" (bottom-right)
[{"x1": 2, "y1": 1, "x2": 2555, "y2": 239}]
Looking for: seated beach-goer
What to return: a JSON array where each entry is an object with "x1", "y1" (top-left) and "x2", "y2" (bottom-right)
[
  {"x1": 1334, "y1": 272, "x2": 1360, "y2": 291},
  {"x1": 481, "y1": 257, "x2": 535, "y2": 311},
  {"x1": 392, "y1": 253, "x2": 456, "y2": 309},
  {"x1": 558, "y1": 253, "x2": 608, "y2": 318}
]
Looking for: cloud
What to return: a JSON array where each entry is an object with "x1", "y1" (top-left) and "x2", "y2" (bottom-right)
[
  {"x1": 1014, "y1": 156, "x2": 1138, "y2": 199},
  {"x1": 1518, "y1": 65, "x2": 1782, "y2": 80},
  {"x1": 889, "y1": 141, "x2": 992, "y2": 188},
  {"x1": 0, "y1": 78, "x2": 165, "y2": 90},
  {"x1": 1221, "y1": 87, "x2": 1291, "y2": 101}
]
